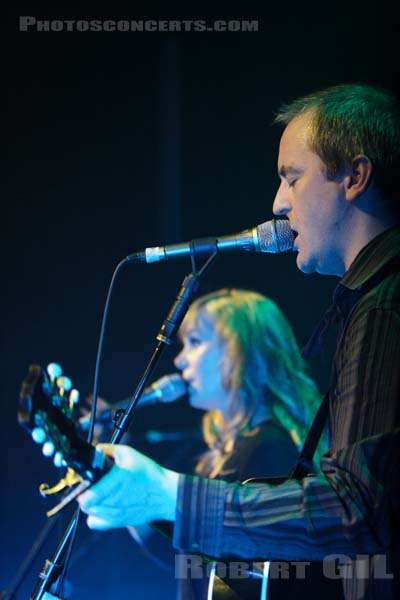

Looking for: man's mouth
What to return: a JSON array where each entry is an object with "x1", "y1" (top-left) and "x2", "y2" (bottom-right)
[{"x1": 291, "y1": 230, "x2": 299, "y2": 251}]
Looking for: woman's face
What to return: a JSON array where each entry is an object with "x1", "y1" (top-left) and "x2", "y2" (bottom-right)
[{"x1": 174, "y1": 313, "x2": 230, "y2": 416}]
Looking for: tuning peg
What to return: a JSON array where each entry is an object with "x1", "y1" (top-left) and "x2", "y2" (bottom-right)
[
  {"x1": 69, "y1": 389, "x2": 80, "y2": 404},
  {"x1": 53, "y1": 451, "x2": 65, "y2": 468},
  {"x1": 56, "y1": 376, "x2": 72, "y2": 393},
  {"x1": 47, "y1": 363, "x2": 63, "y2": 380},
  {"x1": 31, "y1": 427, "x2": 47, "y2": 444},
  {"x1": 42, "y1": 440, "x2": 55, "y2": 457}
]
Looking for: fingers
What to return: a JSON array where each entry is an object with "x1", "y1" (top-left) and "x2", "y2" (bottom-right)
[
  {"x1": 86, "y1": 514, "x2": 116, "y2": 530},
  {"x1": 96, "y1": 443, "x2": 136, "y2": 466},
  {"x1": 77, "y1": 467, "x2": 123, "y2": 509},
  {"x1": 77, "y1": 445, "x2": 138, "y2": 510},
  {"x1": 76, "y1": 444, "x2": 177, "y2": 527},
  {"x1": 78, "y1": 488, "x2": 100, "y2": 510},
  {"x1": 83, "y1": 500, "x2": 138, "y2": 530}
]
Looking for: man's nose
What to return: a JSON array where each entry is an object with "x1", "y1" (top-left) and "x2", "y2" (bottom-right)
[{"x1": 272, "y1": 184, "x2": 290, "y2": 216}]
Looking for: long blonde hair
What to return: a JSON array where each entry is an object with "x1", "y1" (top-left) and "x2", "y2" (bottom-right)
[{"x1": 178, "y1": 289, "x2": 322, "y2": 478}]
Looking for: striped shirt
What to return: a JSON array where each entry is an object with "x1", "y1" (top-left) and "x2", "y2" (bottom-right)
[{"x1": 173, "y1": 226, "x2": 400, "y2": 600}]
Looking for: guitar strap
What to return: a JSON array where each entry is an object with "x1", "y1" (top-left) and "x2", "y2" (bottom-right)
[{"x1": 289, "y1": 390, "x2": 330, "y2": 481}]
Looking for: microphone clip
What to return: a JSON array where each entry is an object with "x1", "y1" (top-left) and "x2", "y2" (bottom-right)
[{"x1": 188, "y1": 238, "x2": 219, "y2": 274}]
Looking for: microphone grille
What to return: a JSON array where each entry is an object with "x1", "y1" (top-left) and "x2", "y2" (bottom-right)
[
  {"x1": 158, "y1": 374, "x2": 187, "y2": 403},
  {"x1": 256, "y1": 220, "x2": 294, "y2": 253}
]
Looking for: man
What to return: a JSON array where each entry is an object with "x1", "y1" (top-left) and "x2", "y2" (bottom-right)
[{"x1": 78, "y1": 84, "x2": 400, "y2": 599}]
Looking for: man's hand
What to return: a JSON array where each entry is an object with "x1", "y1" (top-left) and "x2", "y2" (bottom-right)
[{"x1": 77, "y1": 444, "x2": 179, "y2": 529}]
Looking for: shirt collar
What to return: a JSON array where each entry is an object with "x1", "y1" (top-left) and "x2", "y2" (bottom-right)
[
  {"x1": 302, "y1": 225, "x2": 400, "y2": 359},
  {"x1": 340, "y1": 225, "x2": 400, "y2": 291}
]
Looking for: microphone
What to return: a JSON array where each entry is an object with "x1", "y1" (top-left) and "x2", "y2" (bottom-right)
[
  {"x1": 78, "y1": 374, "x2": 187, "y2": 430},
  {"x1": 143, "y1": 430, "x2": 204, "y2": 443},
  {"x1": 127, "y1": 219, "x2": 293, "y2": 264}
]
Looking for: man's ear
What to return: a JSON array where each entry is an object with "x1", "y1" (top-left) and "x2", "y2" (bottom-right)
[{"x1": 344, "y1": 154, "x2": 373, "y2": 202}]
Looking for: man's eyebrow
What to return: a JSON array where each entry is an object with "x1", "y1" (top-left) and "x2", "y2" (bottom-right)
[{"x1": 278, "y1": 165, "x2": 302, "y2": 178}]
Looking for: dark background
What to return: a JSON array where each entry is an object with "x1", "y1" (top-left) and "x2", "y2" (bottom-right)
[{"x1": 3, "y1": 4, "x2": 398, "y2": 599}]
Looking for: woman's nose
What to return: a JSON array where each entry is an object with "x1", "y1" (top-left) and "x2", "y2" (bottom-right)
[{"x1": 174, "y1": 349, "x2": 187, "y2": 371}]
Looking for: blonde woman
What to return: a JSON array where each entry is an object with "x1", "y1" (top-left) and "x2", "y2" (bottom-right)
[
  {"x1": 174, "y1": 288, "x2": 322, "y2": 481},
  {"x1": 173, "y1": 288, "x2": 328, "y2": 599}
]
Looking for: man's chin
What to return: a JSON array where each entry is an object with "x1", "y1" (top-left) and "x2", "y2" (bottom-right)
[
  {"x1": 296, "y1": 253, "x2": 316, "y2": 274},
  {"x1": 297, "y1": 253, "x2": 343, "y2": 277}
]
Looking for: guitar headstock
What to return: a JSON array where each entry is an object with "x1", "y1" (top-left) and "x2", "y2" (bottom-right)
[{"x1": 18, "y1": 363, "x2": 109, "y2": 490}]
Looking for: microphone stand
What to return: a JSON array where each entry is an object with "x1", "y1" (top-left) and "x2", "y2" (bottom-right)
[
  {"x1": 28, "y1": 240, "x2": 219, "y2": 599},
  {"x1": 0, "y1": 515, "x2": 60, "y2": 600}
]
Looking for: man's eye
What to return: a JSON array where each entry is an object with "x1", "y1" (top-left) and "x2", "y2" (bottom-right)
[{"x1": 288, "y1": 179, "x2": 297, "y2": 188}]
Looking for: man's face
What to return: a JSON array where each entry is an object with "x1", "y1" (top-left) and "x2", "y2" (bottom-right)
[{"x1": 273, "y1": 113, "x2": 349, "y2": 276}]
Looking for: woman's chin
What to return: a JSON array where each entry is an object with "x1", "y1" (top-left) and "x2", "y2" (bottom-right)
[{"x1": 189, "y1": 394, "x2": 212, "y2": 413}]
